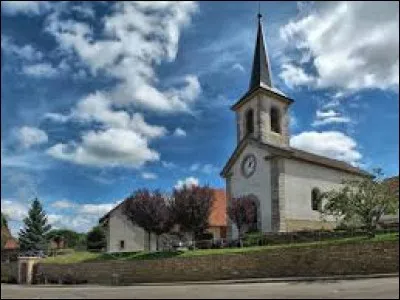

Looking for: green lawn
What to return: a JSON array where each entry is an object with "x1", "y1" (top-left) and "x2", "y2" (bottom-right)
[{"x1": 42, "y1": 232, "x2": 398, "y2": 264}]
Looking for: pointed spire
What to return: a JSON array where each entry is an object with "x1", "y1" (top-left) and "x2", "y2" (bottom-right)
[{"x1": 249, "y1": 13, "x2": 273, "y2": 90}]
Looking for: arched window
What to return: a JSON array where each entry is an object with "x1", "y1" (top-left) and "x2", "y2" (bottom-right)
[
  {"x1": 270, "y1": 106, "x2": 281, "y2": 133},
  {"x1": 245, "y1": 109, "x2": 254, "y2": 136},
  {"x1": 311, "y1": 188, "x2": 321, "y2": 211}
]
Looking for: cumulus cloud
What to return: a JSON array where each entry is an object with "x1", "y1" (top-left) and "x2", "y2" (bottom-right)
[
  {"x1": 279, "y1": 63, "x2": 315, "y2": 88},
  {"x1": 22, "y1": 63, "x2": 59, "y2": 78},
  {"x1": 1, "y1": 1, "x2": 52, "y2": 16},
  {"x1": 174, "y1": 176, "x2": 199, "y2": 190},
  {"x1": 1, "y1": 198, "x2": 29, "y2": 222},
  {"x1": 47, "y1": 128, "x2": 160, "y2": 168},
  {"x1": 42, "y1": 2, "x2": 199, "y2": 169},
  {"x1": 45, "y1": 1, "x2": 200, "y2": 113},
  {"x1": 17, "y1": 126, "x2": 48, "y2": 149},
  {"x1": 173, "y1": 128, "x2": 187, "y2": 137},
  {"x1": 280, "y1": 1, "x2": 399, "y2": 91},
  {"x1": 290, "y1": 131, "x2": 362, "y2": 166},
  {"x1": 1, "y1": 35, "x2": 43, "y2": 61}
]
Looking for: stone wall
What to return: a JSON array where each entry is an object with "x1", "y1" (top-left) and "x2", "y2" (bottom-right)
[{"x1": 33, "y1": 241, "x2": 398, "y2": 285}]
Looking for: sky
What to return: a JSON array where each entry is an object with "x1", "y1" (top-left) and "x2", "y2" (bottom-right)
[{"x1": 1, "y1": 1, "x2": 399, "y2": 235}]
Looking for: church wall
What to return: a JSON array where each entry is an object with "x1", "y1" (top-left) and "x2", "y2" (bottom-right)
[
  {"x1": 259, "y1": 93, "x2": 290, "y2": 147},
  {"x1": 228, "y1": 144, "x2": 272, "y2": 238},
  {"x1": 107, "y1": 208, "x2": 157, "y2": 253},
  {"x1": 283, "y1": 158, "x2": 360, "y2": 230}
]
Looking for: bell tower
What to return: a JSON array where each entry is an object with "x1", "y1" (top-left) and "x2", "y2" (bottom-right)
[{"x1": 232, "y1": 13, "x2": 293, "y2": 149}]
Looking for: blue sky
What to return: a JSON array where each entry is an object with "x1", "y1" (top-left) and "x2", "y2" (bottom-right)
[{"x1": 1, "y1": 1, "x2": 398, "y2": 235}]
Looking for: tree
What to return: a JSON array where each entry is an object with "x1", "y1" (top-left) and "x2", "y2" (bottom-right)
[
  {"x1": 86, "y1": 225, "x2": 106, "y2": 251},
  {"x1": 1, "y1": 213, "x2": 11, "y2": 250},
  {"x1": 320, "y1": 168, "x2": 399, "y2": 238},
  {"x1": 227, "y1": 195, "x2": 258, "y2": 247},
  {"x1": 46, "y1": 229, "x2": 87, "y2": 250},
  {"x1": 170, "y1": 185, "x2": 214, "y2": 249},
  {"x1": 18, "y1": 198, "x2": 52, "y2": 252},
  {"x1": 123, "y1": 189, "x2": 172, "y2": 251},
  {"x1": 1, "y1": 212, "x2": 8, "y2": 228}
]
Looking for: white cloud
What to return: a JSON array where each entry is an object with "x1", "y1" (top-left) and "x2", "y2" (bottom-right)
[
  {"x1": 312, "y1": 109, "x2": 351, "y2": 127},
  {"x1": 17, "y1": 126, "x2": 48, "y2": 149},
  {"x1": 141, "y1": 172, "x2": 157, "y2": 180},
  {"x1": 1, "y1": 198, "x2": 29, "y2": 222},
  {"x1": 79, "y1": 203, "x2": 116, "y2": 216},
  {"x1": 22, "y1": 63, "x2": 59, "y2": 78},
  {"x1": 1, "y1": 1, "x2": 51, "y2": 16},
  {"x1": 280, "y1": 1, "x2": 399, "y2": 91},
  {"x1": 279, "y1": 63, "x2": 315, "y2": 88},
  {"x1": 47, "y1": 128, "x2": 160, "y2": 168},
  {"x1": 45, "y1": 1, "x2": 200, "y2": 113},
  {"x1": 174, "y1": 176, "x2": 199, "y2": 190},
  {"x1": 190, "y1": 163, "x2": 200, "y2": 172},
  {"x1": 173, "y1": 128, "x2": 187, "y2": 137},
  {"x1": 1, "y1": 35, "x2": 43, "y2": 61},
  {"x1": 290, "y1": 131, "x2": 362, "y2": 166},
  {"x1": 51, "y1": 199, "x2": 75, "y2": 209},
  {"x1": 232, "y1": 63, "x2": 245, "y2": 72}
]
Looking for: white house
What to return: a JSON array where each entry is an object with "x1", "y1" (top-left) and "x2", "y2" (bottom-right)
[{"x1": 220, "y1": 14, "x2": 370, "y2": 239}]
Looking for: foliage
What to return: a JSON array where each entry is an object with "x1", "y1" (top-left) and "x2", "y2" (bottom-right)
[
  {"x1": 18, "y1": 198, "x2": 52, "y2": 251},
  {"x1": 86, "y1": 225, "x2": 106, "y2": 251},
  {"x1": 1, "y1": 213, "x2": 11, "y2": 250},
  {"x1": 170, "y1": 185, "x2": 214, "y2": 248},
  {"x1": 320, "y1": 168, "x2": 399, "y2": 238},
  {"x1": 227, "y1": 195, "x2": 258, "y2": 247},
  {"x1": 123, "y1": 189, "x2": 172, "y2": 251},
  {"x1": 46, "y1": 229, "x2": 87, "y2": 250},
  {"x1": 1, "y1": 212, "x2": 8, "y2": 228}
]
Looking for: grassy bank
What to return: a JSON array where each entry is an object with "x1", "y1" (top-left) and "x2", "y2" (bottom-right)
[{"x1": 41, "y1": 232, "x2": 398, "y2": 264}]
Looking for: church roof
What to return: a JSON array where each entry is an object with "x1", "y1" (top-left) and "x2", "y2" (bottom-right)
[
  {"x1": 231, "y1": 14, "x2": 293, "y2": 111},
  {"x1": 220, "y1": 137, "x2": 371, "y2": 178},
  {"x1": 249, "y1": 14, "x2": 272, "y2": 90}
]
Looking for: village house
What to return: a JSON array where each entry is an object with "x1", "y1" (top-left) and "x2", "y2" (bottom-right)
[{"x1": 99, "y1": 188, "x2": 227, "y2": 253}]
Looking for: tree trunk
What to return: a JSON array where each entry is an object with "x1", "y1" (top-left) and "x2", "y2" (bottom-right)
[{"x1": 156, "y1": 235, "x2": 159, "y2": 251}]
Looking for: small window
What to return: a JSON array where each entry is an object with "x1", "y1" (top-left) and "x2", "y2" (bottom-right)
[
  {"x1": 311, "y1": 188, "x2": 321, "y2": 211},
  {"x1": 245, "y1": 109, "x2": 254, "y2": 136},
  {"x1": 119, "y1": 240, "x2": 125, "y2": 250},
  {"x1": 270, "y1": 107, "x2": 281, "y2": 133}
]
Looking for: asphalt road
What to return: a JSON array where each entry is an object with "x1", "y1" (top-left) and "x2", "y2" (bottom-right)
[{"x1": 1, "y1": 277, "x2": 399, "y2": 299}]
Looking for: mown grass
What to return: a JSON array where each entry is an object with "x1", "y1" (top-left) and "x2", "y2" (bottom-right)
[{"x1": 41, "y1": 232, "x2": 398, "y2": 264}]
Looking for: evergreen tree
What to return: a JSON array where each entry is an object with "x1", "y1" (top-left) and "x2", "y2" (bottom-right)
[
  {"x1": 1, "y1": 212, "x2": 8, "y2": 228},
  {"x1": 18, "y1": 198, "x2": 52, "y2": 251}
]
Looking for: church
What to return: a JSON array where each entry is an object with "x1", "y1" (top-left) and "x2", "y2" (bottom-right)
[{"x1": 220, "y1": 14, "x2": 370, "y2": 238}]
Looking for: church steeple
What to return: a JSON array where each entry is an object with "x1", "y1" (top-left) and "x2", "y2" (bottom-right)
[{"x1": 249, "y1": 13, "x2": 273, "y2": 90}]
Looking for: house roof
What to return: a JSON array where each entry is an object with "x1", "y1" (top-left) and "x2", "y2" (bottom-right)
[
  {"x1": 209, "y1": 189, "x2": 227, "y2": 227},
  {"x1": 4, "y1": 238, "x2": 19, "y2": 250},
  {"x1": 220, "y1": 137, "x2": 371, "y2": 178}
]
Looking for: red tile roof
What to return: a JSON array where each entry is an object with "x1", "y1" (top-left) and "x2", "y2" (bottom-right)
[
  {"x1": 209, "y1": 189, "x2": 227, "y2": 227},
  {"x1": 4, "y1": 238, "x2": 19, "y2": 250}
]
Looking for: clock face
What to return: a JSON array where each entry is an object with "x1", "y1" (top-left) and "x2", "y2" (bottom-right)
[{"x1": 241, "y1": 154, "x2": 257, "y2": 178}]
